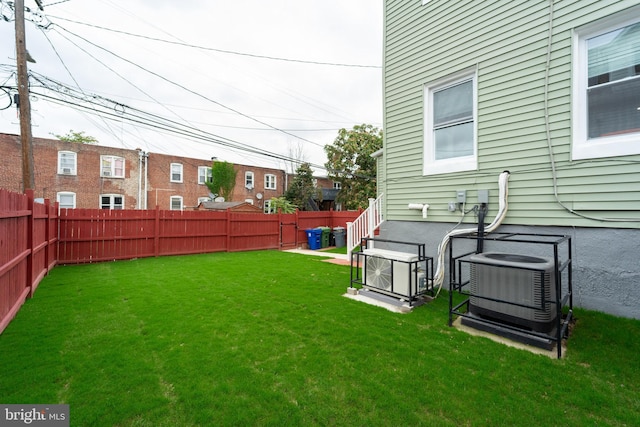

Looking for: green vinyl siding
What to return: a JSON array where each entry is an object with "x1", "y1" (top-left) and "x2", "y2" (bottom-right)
[{"x1": 383, "y1": 0, "x2": 640, "y2": 229}]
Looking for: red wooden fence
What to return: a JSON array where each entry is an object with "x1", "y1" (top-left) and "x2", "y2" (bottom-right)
[
  {"x1": 58, "y1": 207, "x2": 361, "y2": 264},
  {"x1": 0, "y1": 189, "x2": 58, "y2": 334},
  {"x1": 1, "y1": 187, "x2": 359, "y2": 332}
]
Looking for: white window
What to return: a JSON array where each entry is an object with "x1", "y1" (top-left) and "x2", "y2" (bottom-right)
[
  {"x1": 198, "y1": 166, "x2": 212, "y2": 184},
  {"x1": 245, "y1": 171, "x2": 254, "y2": 189},
  {"x1": 572, "y1": 10, "x2": 640, "y2": 160},
  {"x1": 58, "y1": 151, "x2": 77, "y2": 175},
  {"x1": 57, "y1": 192, "x2": 76, "y2": 209},
  {"x1": 197, "y1": 196, "x2": 210, "y2": 205},
  {"x1": 100, "y1": 194, "x2": 124, "y2": 210},
  {"x1": 244, "y1": 198, "x2": 254, "y2": 205},
  {"x1": 263, "y1": 199, "x2": 273, "y2": 214},
  {"x1": 265, "y1": 174, "x2": 276, "y2": 190},
  {"x1": 170, "y1": 163, "x2": 183, "y2": 183},
  {"x1": 423, "y1": 71, "x2": 477, "y2": 175},
  {"x1": 170, "y1": 196, "x2": 183, "y2": 211},
  {"x1": 101, "y1": 156, "x2": 125, "y2": 178},
  {"x1": 333, "y1": 182, "x2": 342, "y2": 190}
]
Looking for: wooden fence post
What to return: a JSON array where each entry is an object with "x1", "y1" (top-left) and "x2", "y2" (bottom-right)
[
  {"x1": 26, "y1": 189, "x2": 34, "y2": 297},
  {"x1": 44, "y1": 198, "x2": 50, "y2": 276},
  {"x1": 225, "y1": 209, "x2": 231, "y2": 252},
  {"x1": 154, "y1": 205, "x2": 160, "y2": 257}
]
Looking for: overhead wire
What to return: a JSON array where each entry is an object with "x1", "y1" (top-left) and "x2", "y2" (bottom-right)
[
  {"x1": 1, "y1": 2, "x2": 377, "y2": 176},
  {"x1": 94, "y1": 0, "x2": 364, "y2": 125},
  {"x1": 5, "y1": 0, "x2": 347, "y2": 153},
  {"x1": 48, "y1": 15, "x2": 382, "y2": 69},
  {"x1": 24, "y1": 72, "x2": 328, "y2": 169},
  {"x1": 38, "y1": 25, "x2": 130, "y2": 147},
  {"x1": 53, "y1": 23, "x2": 327, "y2": 149}
]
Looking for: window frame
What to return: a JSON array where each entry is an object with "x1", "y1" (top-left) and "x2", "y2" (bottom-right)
[
  {"x1": 571, "y1": 9, "x2": 640, "y2": 160},
  {"x1": 198, "y1": 166, "x2": 212, "y2": 185},
  {"x1": 245, "y1": 171, "x2": 255, "y2": 189},
  {"x1": 100, "y1": 155, "x2": 125, "y2": 178},
  {"x1": 263, "y1": 199, "x2": 273, "y2": 214},
  {"x1": 170, "y1": 163, "x2": 183, "y2": 183},
  {"x1": 170, "y1": 195, "x2": 183, "y2": 211},
  {"x1": 423, "y1": 70, "x2": 478, "y2": 175},
  {"x1": 56, "y1": 191, "x2": 76, "y2": 209},
  {"x1": 100, "y1": 194, "x2": 124, "y2": 210},
  {"x1": 57, "y1": 151, "x2": 77, "y2": 175},
  {"x1": 264, "y1": 174, "x2": 276, "y2": 190}
]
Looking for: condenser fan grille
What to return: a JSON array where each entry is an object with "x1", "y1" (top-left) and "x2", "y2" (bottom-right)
[{"x1": 365, "y1": 256, "x2": 393, "y2": 290}]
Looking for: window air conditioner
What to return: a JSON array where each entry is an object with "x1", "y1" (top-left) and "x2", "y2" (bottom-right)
[
  {"x1": 103, "y1": 170, "x2": 112, "y2": 177},
  {"x1": 62, "y1": 168, "x2": 72, "y2": 174},
  {"x1": 469, "y1": 252, "x2": 557, "y2": 332},
  {"x1": 361, "y1": 248, "x2": 422, "y2": 298}
]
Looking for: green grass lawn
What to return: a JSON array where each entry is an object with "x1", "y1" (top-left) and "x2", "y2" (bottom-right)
[{"x1": 1, "y1": 251, "x2": 639, "y2": 426}]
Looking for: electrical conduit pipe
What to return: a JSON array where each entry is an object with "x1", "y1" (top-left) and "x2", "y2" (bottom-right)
[{"x1": 432, "y1": 171, "x2": 511, "y2": 297}]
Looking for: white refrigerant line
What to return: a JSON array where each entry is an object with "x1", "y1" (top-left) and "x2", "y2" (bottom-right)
[{"x1": 432, "y1": 171, "x2": 511, "y2": 297}]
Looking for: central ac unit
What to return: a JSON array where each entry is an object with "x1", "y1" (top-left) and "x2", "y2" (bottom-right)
[
  {"x1": 362, "y1": 248, "x2": 421, "y2": 298},
  {"x1": 469, "y1": 252, "x2": 557, "y2": 332}
]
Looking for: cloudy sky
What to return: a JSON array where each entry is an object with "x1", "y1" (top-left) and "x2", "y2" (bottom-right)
[{"x1": 0, "y1": 0, "x2": 383, "y2": 174}]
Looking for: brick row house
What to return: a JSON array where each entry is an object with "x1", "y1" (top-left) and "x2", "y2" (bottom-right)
[{"x1": 0, "y1": 133, "x2": 293, "y2": 211}]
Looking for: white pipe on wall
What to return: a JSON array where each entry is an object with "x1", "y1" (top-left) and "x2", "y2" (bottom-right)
[{"x1": 408, "y1": 203, "x2": 430, "y2": 218}]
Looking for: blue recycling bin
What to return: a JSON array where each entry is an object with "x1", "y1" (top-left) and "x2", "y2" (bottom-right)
[{"x1": 305, "y1": 228, "x2": 322, "y2": 250}]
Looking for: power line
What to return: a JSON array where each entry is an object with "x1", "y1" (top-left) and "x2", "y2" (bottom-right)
[
  {"x1": 22, "y1": 72, "x2": 329, "y2": 170},
  {"x1": 54, "y1": 24, "x2": 327, "y2": 149},
  {"x1": 48, "y1": 15, "x2": 382, "y2": 69}
]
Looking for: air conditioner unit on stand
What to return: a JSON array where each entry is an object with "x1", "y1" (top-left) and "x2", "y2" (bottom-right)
[
  {"x1": 362, "y1": 248, "x2": 421, "y2": 299},
  {"x1": 468, "y1": 252, "x2": 557, "y2": 332}
]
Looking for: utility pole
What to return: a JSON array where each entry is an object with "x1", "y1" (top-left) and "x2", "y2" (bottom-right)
[{"x1": 15, "y1": 0, "x2": 35, "y2": 191}]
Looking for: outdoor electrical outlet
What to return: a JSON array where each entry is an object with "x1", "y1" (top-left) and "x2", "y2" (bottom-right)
[
  {"x1": 448, "y1": 201, "x2": 457, "y2": 212},
  {"x1": 478, "y1": 189, "x2": 489, "y2": 204},
  {"x1": 456, "y1": 189, "x2": 466, "y2": 204}
]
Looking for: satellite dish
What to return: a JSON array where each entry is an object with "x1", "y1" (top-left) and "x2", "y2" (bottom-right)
[
  {"x1": 208, "y1": 192, "x2": 216, "y2": 199},
  {"x1": 256, "y1": 193, "x2": 263, "y2": 200},
  {"x1": 214, "y1": 197, "x2": 225, "y2": 202}
]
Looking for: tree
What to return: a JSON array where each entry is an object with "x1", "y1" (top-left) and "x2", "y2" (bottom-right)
[
  {"x1": 53, "y1": 130, "x2": 98, "y2": 144},
  {"x1": 268, "y1": 196, "x2": 296, "y2": 214},
  {"x1": 206, "y1": 161, "x2": 237, "y2": 201},
  {"x1": 285, "y1": 162, "x2": 321, "y2": 211},
  {"x1": 324, "y1": 124, "x2": 382, "y2": 210}
]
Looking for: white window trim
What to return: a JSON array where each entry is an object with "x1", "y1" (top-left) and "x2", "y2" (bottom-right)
[
  {"x1": 170, "y1": 195, "x2": 183, "y2": 211},
  {"x1": 571, "y1": 8, "x2": 640, "y2": 160},
  {"x1": 100, "y1": 155, "x2": 125, "y2": 178},
  {"x1": 56, "y1": 191, "x2": 76, "y2": 209},
  {"x1": 170, "y1": 163, "x2": 183, "y2": 183},
  {"x1": 245, "y1": 171, "x2": 254, "y2": 189},
  {"x1": 198, "y1": 166, "x2": 212, "y2": 185},
  {"x1": 423, "y1": 70, "x2": 478, "y2": 175},
  {"x1": 100, "y1": 194, "x2": 124, "y2": 210},
  {"x1": 265, "y1": 174, "x2": 276, "y2": 190},
  {"x1": 58, "y1": 151, "x2": 77, "y2": 175},
  {"x1": 264, "y1": 199, "x2": 273, "y2": 214}
]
